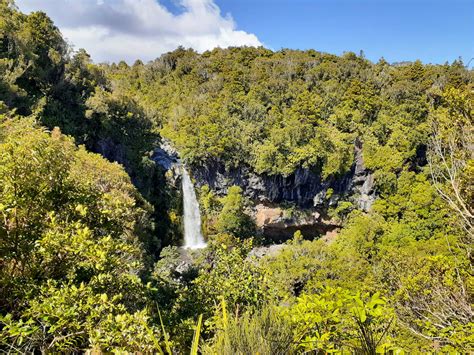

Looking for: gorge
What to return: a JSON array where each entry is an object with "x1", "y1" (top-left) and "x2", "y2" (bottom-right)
[
  {"x1": 0, "y1": 3, "x2": 472, "y2": 350},
  {"x1": 152, "y1": 138, "x2": 376, "y2": 243}
]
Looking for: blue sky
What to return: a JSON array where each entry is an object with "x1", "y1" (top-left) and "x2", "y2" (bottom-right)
[
  {"x1": 215, "y1": 0, "x2": 474, "y2": 64},
  {"x1": 19, "y1": 0, "x2": 473, "y2": 64}
]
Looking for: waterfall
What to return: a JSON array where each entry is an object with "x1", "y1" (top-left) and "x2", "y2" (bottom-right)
[{"x1": 181, "y1": 167, "x2": 206, "y2": 249}]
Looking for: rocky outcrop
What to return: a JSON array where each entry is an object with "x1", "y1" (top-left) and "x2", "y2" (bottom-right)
[
  {"x1": 351, "y1": 140, "x2": 376, "y2": 211},
  {"x1": 152, "y1": 139, "x2": 376, "y2": 242},
  {"x1": 151, "y1": 141, "x2": 182, "y2": 186},
  {"x1": 93, "y1": 137, "x2": 126, "y2": 166},
  {"x1": 254, "y1": 203, "x2": 339, "y2": 241},
  {"x1": 248, "y1": 244, "x2": 286, "y2": 259},
  {"x1": 152, "y1": 141, "x2": 178, "y2": 170},
  {"x1": 191, "y1": 139, "x2": 375, "y2": 212}
]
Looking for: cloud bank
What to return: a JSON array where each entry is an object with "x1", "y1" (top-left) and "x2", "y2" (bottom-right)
[{"x1": 18, "y1": 0, "x2": 262, "y2": 63}]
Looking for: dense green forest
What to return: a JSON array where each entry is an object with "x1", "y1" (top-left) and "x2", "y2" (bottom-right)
[{"x1": 0, "y1": 1, "x2": 473, "y2": 352}]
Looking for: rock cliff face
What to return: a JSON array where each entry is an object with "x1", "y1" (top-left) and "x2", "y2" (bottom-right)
[
  {"x1": 191, "y1": 140, "x2": 375, "y2": 212},
  {"x1": 152, "y1": 140, "x2": 376, "y2": 241},
  {"x1": 152, "y1": 141, "x2": 181, "y2": 179},
  {"x1": 254, "y1": 203, "x2": 339, "y2": 241},
  {"x1": 93, "y1": 137, "x2": 127, "y2": 167}
]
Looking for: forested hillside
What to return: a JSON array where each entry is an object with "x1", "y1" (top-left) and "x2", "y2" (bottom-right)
[
  {"x1": 0, "y1": 1, "x2": 473, "y2": 352},
  {"x1": 107, "y1": 47, "x2": 469, "y2": 178}
]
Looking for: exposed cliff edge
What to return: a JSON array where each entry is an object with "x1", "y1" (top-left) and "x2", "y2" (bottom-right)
[
  {"x1": 190, "y1": 139, "x2": 375, "y2": 212},
  {"x1": 152, "y1": 139, "x2": 376, "y2": 241},
  {"x1": 151, "y1": 140, "x2": 181, "y2": 186}
]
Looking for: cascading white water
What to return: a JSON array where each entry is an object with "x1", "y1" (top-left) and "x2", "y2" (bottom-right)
[{"x1": 181, "y1": 167, "x2": 206, "y2": 249}]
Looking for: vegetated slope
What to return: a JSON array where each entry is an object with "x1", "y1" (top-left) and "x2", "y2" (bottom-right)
[
  {"x1": 0, "y1": 0, "x2": 178, "y2": 254},
  {"x1": 102, "y1": 47, "x2": 474, "y2": 352},
  {"x1": 108, "y1": 46, "x2": 469, "y2": 181},
  {"x1": 108, "y1": 45, "x2": 473, "y2": 239},
  {"x1": 0, "y1": 117, "x2": 165, "y2": 351},
  {"x1": 1, "y1": 1, "x2": 473, "y2": 352}
]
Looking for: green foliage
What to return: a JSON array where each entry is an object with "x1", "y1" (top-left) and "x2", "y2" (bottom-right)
[
  {"x1": 0, "y1": 281, "x2": 161, "y2": 352},
  {"x1": 105, "y1": 45, "x2": 472, "y2": 186},
  {"x1": 199, "y1": 185, "x2": 220, "y2": 215},
  {"x1": 1, "y1": 2, "x2": 473, "y2": 352},
  {"x1": 190, "y1": 314, "x2": 203, "y2": 355},
  {"x1": 0, "y1": 0, "x2": 164, "y2": 254},
  {"x1": 190, "y1": 239, "x2": 266, "y2": 320},
  {"x1": 258, "y1": 159, "x2": 471, "y2": 350},
  {"x1": 427, "y1": 87, "x2": 473, "y2": 242},
  {"x1": 215, "y1": 186, "x2": 255, "y2": 238},
  {"x1": 260, "y1": 237, "x2": 331, "y2": 299},
  {"x1": 283, "y1": 287, "x2": 395, "y2": 353},
  {"x1": 202, "y1": 300, "x2": 294, "y2": 355},
  {"x1": 198, "y1": 185, "x2": 255, "y2": 239},
  {"x1": 0, "y1": 117, "x2": 159, "y2": 352},
  {"x1": 392, "y1": 255, "x2": 473, "y2": 351},
  {"x1": 329, "y1": 200, "x2": 354, "y2": 222}
]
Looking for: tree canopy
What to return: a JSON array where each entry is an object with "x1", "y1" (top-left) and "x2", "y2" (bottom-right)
[{"x1": 0, "y1": 1, "x2": 473, "y2": 352}]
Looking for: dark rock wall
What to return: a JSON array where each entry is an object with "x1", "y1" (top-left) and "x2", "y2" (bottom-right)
[
  {"x1": 190, "y1": 141, "x2": 375, "y2": 211},
  {"x1": 152, "y1": 140, "x2": 376, "y2": 242}
]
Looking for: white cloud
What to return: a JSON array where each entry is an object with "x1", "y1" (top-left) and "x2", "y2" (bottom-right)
[{"x1": 18, "y1": 0, "x2": 262, "y2": 63}]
